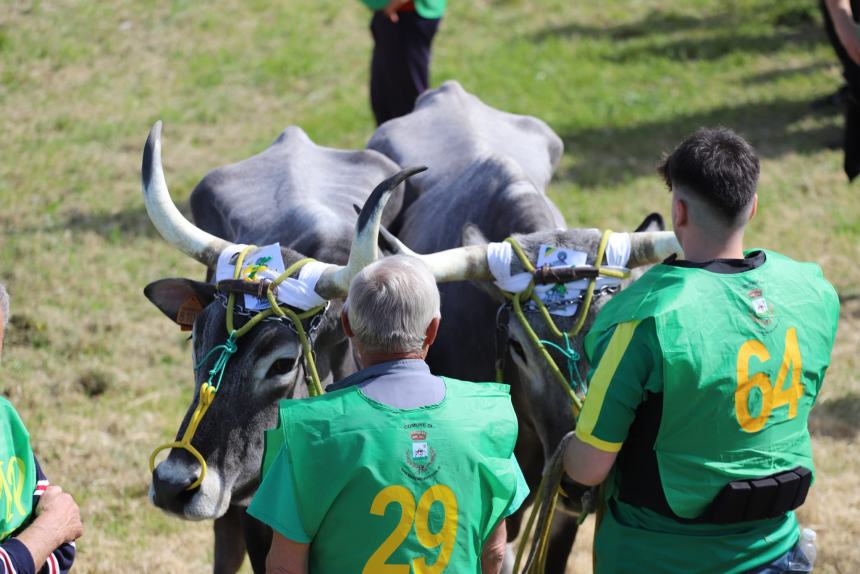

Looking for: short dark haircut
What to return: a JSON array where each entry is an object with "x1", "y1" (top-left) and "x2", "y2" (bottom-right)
[{"x1": 658, "y1": 127, "x2": 759, "y2": 223}]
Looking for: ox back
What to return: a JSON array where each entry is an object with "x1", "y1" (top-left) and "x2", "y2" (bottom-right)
[{"x1": 367, "y1": 80, "x2": 563, "y2": 230}]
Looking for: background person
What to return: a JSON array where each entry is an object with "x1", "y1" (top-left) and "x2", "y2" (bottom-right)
[
  {"x1": 821, "y1": 0, "x2": 860, "y2": 180},
  {"x1": 360, "y1": 0, "x2": 445, "y2": 125},
  {"x1": 563, "y1": 128, "x2": 839, "y2": 573},
  {"x1": 0, "y1": 285, "x2": 82, "y2": 573},
  {"x1": 249, "y1": 256, "x2": 528, "y2": 574}
]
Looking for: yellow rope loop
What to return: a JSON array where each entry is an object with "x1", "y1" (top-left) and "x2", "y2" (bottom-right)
[{"x1": 148, "y1": 382, "x2": 217, "y2": 491}]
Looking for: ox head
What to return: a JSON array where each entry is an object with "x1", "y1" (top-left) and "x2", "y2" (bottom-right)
[
  {"x1": 141, "y1": 121, "x2": 416, "y2": 520},
  {"x1": 381, "y1": 215, "x2": 679, "y2": 461}
]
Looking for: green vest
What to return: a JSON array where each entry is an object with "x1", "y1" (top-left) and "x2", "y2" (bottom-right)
[
  {"x1": 266, "y1": 378, "x2": 518, "y2": 574},
  {"x1": 587, "y1": 250, "x2": 839, "y2": 519},
  {"x1": 0, "y1": 398, "x2": 36, "y2": 539}
]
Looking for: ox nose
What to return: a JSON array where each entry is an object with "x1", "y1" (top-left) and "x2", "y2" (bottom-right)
[{"x1": 151, "y1": 459, "x2": 200, "y2": 509}]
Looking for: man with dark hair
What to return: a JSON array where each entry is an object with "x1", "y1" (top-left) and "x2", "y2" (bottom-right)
[
  {"x1": 564, "y1": 128, "x2": 839, "y2": 573},
  {"x1": 0, "y1": 285, "x2": 82, "y2": 573},
  {"x1": 821, "y1": 0, "x2": 860, "y2": 180},
  {"x1": 360, "y1": 0, "x2": 445, "y2": 126}
]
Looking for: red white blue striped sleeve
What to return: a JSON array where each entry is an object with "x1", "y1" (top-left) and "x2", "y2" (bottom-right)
[{"x1": 0, "y1": 457, "x2": 77, "y2": 574}]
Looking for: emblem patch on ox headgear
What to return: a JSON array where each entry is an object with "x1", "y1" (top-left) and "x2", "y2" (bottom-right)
[{"x1": 401, "y1": 424, "x2": 438, "y2": 481}]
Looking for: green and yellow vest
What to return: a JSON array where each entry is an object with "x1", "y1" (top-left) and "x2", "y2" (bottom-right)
[
  {"x1": 265, "y1": 377, "x2": 519, "y2": 573},
  {"x1": 0, "y1": 398, "x2": 36, "y2": 539},
  {"x1": 586, "y1": 250, "x2": 839, "y2": 519}
]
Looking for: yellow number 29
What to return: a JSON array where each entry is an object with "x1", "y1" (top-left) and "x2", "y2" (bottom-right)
[
  {"x1": 735, "y1": 327, "x2": 803, "y2": 433},
  {"x1": 362, "y1": 484, "x2": 458, "y2": 574}
]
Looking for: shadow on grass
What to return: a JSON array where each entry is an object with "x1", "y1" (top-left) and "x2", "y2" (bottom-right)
[
  {"x1": 59, "y1": 202, "x2": 172, "y2": 241},
  {"x1": 531, "y1": 4, "x2": 823, "y2": 63},
  {"x1": 0, "y1": 201, "x2": 186, "y2": 241},
  {"x1": 810, "y1": 393, "x2": 860, "y2": 440},
  {"x1": 557, "y1": 97, "x2": 841, "y2": 189}
]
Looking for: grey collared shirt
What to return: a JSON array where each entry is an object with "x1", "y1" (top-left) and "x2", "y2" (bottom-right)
[{"x1": 326, "y1": 358, "x2": 445, "y2": 409}]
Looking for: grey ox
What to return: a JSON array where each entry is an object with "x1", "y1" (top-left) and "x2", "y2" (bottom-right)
[
  {"x1": 141, "y1": 121, "x2": 412, "y2": 574},
  {"x1": 369, "y1": 81, "x2": 681, "y2": 572}
]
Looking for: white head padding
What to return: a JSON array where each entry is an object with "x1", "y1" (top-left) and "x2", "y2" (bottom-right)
[{"x1": 215, "y1": 244, "x2": 334, "y2": 311}]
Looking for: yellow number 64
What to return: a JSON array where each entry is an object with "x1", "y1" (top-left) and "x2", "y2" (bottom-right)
[{"x1": 735, "y1": 327, "x2": 803, "y2": 433}]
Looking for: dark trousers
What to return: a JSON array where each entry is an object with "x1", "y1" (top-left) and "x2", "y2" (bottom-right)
[
  {"x1": 821, "y1": 0, "x2": 860, "y2": 180},
  {"x1": 370, "y1": 11, "x2": 440, "y2": 126}
]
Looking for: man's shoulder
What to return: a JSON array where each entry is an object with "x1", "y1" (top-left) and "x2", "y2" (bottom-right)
[
  {"x1": 276, "y1": 385, "x2": 359, "y2": 418},
  {"x1": 439, "y1": 377, "x2": 511, "y2": 397},
  {"x1": 0, "y1": 398, "x2": 27, "y2": 431}
]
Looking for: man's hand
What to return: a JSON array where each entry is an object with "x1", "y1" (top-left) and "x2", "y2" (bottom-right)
[
  {"x1": 827, "y1": 0, "x2": 860, "y2": 65},
  {"x1": 34, "y1": 486, "x2": 83, "y2": 546},
  {"x1": 14, "y1": 485, "x2": 82, "y2": 570},
  {"x1": 383, "y1": 0, "x2": 409, "y2": 23}
]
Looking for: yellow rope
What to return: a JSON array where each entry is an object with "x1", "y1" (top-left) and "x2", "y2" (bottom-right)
[
  {"x1": 504, "y1": 232, "x2": 624, "y2": 573},
  {"x1": 150, "y1": 248, "x2": 329, "y2": 488}
]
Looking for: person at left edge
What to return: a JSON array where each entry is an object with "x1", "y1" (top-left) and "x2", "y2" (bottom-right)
[
  {"x1": 248, "y1": 255, "x2": 529, "y2": 574},
  {"x1": 0, "y1": 284, "x2": 81, "y2": 573}
]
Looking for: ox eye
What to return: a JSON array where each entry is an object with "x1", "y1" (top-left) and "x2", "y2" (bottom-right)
[
  {"x1": 267, "y1": 358, "x2": 296, "y2": 378},
  {"x1": 509, "y1": 340, "x2": 527, "y2": 365}
]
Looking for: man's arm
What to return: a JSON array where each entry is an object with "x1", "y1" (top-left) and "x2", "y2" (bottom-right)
[
  {"x1": 565, "y1": 319, "x2": 660, "y2": 485},
  {"x1": 826, "y1": 0, "x2": 860, "y2": 64},
  {"x1": 480, "y1": 521, "x2": 507, "y2": 574},
  {"x1": 266, "y1": 533, "x2": 308, "y2": 574},
  {"x1": 7, "y1": 485, "x2": 81, "y2": 574},
  {"x1": 564, "y1": 436, "x2": 618, "y2": 486}
]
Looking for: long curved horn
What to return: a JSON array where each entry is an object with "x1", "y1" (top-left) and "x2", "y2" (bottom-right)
[
  {"x1": 142, "y1": 121, "x2": 234, "y2": 268},
  {"x1": 626, "y1": 231, "x2": 682, "y2": 267},
  {"x1": 314, "y1": 166, "x2": 427, "y2": 299},
  {"x1": 414, "y1": 245, "x2": 493, "y2": 282},
  {"x1": 395, "y1": 230, "x2": 682, "y2": 284}
]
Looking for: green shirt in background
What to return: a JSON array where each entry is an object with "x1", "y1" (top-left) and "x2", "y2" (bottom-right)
[
  {"x1": 360, "y1": 0, "x2": 446, "y2": 20},
  {"x1": 250, "y1": 377, "x2": 525, "y2": 573},
  {"x1": 576, "y1": 250, "x2": 839, "y2": 574}
]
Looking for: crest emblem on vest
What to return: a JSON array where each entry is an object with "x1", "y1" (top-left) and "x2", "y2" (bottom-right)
[
  {"x1": 402, "y1": 428, "x2": 438, "y2": 480},
  {"x1": 745, "y1": 284, "x2": 778, "y2": 332}
]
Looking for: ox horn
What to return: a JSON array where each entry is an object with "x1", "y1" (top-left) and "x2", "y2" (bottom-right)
[
  {"x1": 627, "y1": 231, "x2": 682, "y2": 267},
  {"x1": 314, "y1": 166, "x2": 427, "y2": 299},
  {"x1": 141, "y1": 121, "x2": 234, "y2": 268},
  {"x1": 381, "y1": 230, "x2": 682, "y2": 284}
]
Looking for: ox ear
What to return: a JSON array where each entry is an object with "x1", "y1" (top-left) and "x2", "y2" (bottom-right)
[
  {"x1": 634, "y1": 212, "x2": 665, "y2": 232},
  {"x1": 144, "y1": 278, "x2": 216, "y2": 331}
]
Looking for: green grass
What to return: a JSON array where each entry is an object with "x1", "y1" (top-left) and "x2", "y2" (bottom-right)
[{"x1": 1, "y1": 0, "x2": 858, "y2": 572}]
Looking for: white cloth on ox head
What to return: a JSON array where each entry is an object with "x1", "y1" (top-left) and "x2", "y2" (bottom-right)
[
  {"x1": 215, "y1": 243, "x2": 333, "y2": 311},
  {"x1": 486, "y1": 233, "x2": 632, "y2": 317}
]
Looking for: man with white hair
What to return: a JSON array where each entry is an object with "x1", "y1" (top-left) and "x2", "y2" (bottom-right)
[
  {"x1": 0, "y1": 285, "x2": 82, "y2": 573},
  {"x1": 249, "y1": 255, "x2": 528, "y2": 573}
]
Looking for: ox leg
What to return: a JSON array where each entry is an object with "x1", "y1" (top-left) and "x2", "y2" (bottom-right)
[
  {"x1": 243, "y1": 511, "x2": 273, "y2": 574},
  {"x1": 545, "y1": 512, "x2": 579, "y2": 574},
  {"x1": 213, "y1": 505, "x2": 247, "y2": 574}
]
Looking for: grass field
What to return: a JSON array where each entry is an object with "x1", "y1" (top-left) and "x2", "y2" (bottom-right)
[{"x1": 1, "y1": 0, "x2": 858, "y2": 572}]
